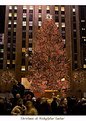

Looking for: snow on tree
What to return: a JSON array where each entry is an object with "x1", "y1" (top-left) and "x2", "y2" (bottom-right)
[{"x1": 26, "y1": 15, "x2": 70, "y2": 94}]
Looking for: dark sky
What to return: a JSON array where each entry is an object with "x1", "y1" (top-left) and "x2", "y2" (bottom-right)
[{"x1": 0, "y1": 6, "x2": 5, "y2": 33}]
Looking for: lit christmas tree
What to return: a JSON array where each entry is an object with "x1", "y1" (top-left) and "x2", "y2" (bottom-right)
[
  {"x1": 0, "y1": 70, "x2": 17, "y2": 92},
  {"x1": 27, "y1": 15, "x2": 70, "y2": 94}
]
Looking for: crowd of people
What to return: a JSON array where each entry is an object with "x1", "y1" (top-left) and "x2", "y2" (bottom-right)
[{"x1": 0, "y1": 81, "x2": 86, "y2": 115}]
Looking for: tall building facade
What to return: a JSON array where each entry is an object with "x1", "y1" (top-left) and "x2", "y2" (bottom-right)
[
  {"x1": 79, "y1": 6, "x2": 86, "y2": 69},
  {"x1": 0, "y1": 34, "x2": 4, "y2": 69},
  {"x1": 4, "y1": 5, "x2": 86, "y2": 97}
]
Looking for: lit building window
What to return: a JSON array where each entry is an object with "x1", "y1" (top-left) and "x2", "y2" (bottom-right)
[
  {"x1": 82, "y1": 28, "x2": 85, "y2": 30},
  {"x1": 82, "y1": 36, "x2": 86, "y2": 39},
  {"x1": 8, "y1": 21, "x2": 11, "y2": 24},
  {"x1": 14, "y1": 28, "x2": 16, "y2": 32},
  {"x1": 22, "y1": 48, "x2": 25, "y2": 52},
  {"x1": 9, "y1": 13, "x2": 12, "y2": 17},
  {"x1": 55, "y1": 6, "x2": 58, "y2": 11},
  {"x1": 22, "y1": 21, "x2": 26, "y2": 26},
  {"x1": 81, "y1": 20, "x2": 85, "y2": 22},
  {"x1": 62, "y1": 23, "x2": 65, "y2": 27},
  {"x1": 23, "y1": 5, "x2": 27, "y2": 9},
  {"x1": 14, "y1": 13, "x2": 17, "y2": 17},
  {"x1": 62, "y1": 39, "x2": 66, "y2": 44},
  {"x1": 9, "y1": 6, "x2": 12, "y2": 9},
  {"x1": 73, "y1": 8, "x2": 75, "y2": 12},
  {"x1": 29, "y1": 39, "x2": 33, "y2": 43},
  {"x1": 61, "y1": 6, "x2": 65, "y2": 11},
  {"x1": 39, "y1": 6, "x2": 41, "y2": 9},
  {"x1": 84, "y1": 39, "x2": 86, "y2": 41},
  {"x1": 12, "y1": 60, "x2": 15, "y2": 64},
  {"x1": 38, "y1": 14, "x2": 42, "y2": 18},
  {"x1": 14, "y1": 6, "x2": 17, "y2": 10},
  {"x1": 21, "y1": 66, "x2": 26, "y2": 71},
  {"x1": 55, "y1": 22, "x2": 59, "y2": 27},
  {"x1": 38, "y1": 21, "x2": 42, "y2": 26},
  {"x1": 46, "y1": 6, "x2": 50, "y2": 10},
  {"x1": 29, "y1": 47, "x2": 32, "y2": 51},
  {"x1": 83, "y1": 64, "x2": 86, "y2": 68},
  {"x1": 0, "y1": 49, "x2": 4, "y2": 52},
  {"x1": 14, "y1": 21, "x2": 17, "y2": 25},
  {"x1": 29, "y1": 22, "x2": 33, "y2": 26},
  {"x1": 29, "y1": 6, "x2": 33, "y2": 10},
  {"x1": 23, "y1": 13, "x2": 27, "y2": 18},
  {"x1": 7, "y1": 60, "x2": 10, "y2": 64}
]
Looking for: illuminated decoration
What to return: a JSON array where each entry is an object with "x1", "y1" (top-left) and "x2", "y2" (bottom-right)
[
  {"x1": 26, "y1": 16, "x2": 70, "y2": 94},
  {"x1": 0, "y1": 70, "x2": 17, "y2": 92}
]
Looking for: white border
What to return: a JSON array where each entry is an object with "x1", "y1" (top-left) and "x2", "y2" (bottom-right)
[{"x1": 0, "y1": 0, "x2": 86, "y2": 5}]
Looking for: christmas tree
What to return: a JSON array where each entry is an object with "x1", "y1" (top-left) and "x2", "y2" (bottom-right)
[{"x1": 27, "y1": 15, "x2": 70, "y2": 94}]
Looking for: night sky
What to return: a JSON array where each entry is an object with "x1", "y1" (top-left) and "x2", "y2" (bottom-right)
[{"x1": 0, "y1": 6, "x2": 5, "y2": 33}]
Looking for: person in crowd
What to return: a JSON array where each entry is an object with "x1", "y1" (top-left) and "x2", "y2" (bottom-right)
[
  {"x1": 12, "y1": 80, "x2": 25, "y2": 98},
  {"x1": 11, "y1": 93, "x2": 23, "y2": 108},
  {"x1": 51, "y1": 97, "x2": 59, "y2": 115},
  {"x1": 57, "y1": 98, "x2": 68, "y2": 115},
  {"x1": 25, "y1": 101, "x2": 38, "y2": 115},
  {"x1": 39, "y1": 97, "x2": 52, "y2": 115},
  {"x1": 11, "y1": 99, "x2": 26, "y2": 115}
]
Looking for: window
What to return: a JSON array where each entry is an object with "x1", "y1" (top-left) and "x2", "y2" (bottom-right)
[
  {"x1": 73, "y1": 8, "x2": 75, "y2": 12},
  {"x1": 21, "y1": 66, "x2": 25, "y2": 71},
  {"x1": 14, "y1": 6, "x2": 17, "y2": 10},
  {"x1": 55, "y1": 22, "x2": 59, "y2": 27},
  {"x1": 29, "y1": 6, "x2": 33, "y2": 10},
  {"x1": 9, "y1": 6, "x2": 12, "y2": 9},
  {"x1": 61, "y1": 17, "x2": 65, "y2": 22},
  {"x1": 62, "y1": 23, "x2": 65, "y2": 27},
  {"x1": 47, "y1": 10, "x2": 50, "y2": 13},
  {"x1": 61, "y1": 6, "x2": 65, "y2": 11},
  {"x1": 29, "y1": 43, "x2": 32, "y2": 47},
  {"x1": 29, "y1": 22, "x2": 33, "y2": 26},
  {"x1": 8, "y1": 31, "x2": 11, "y2": 36},
  {"x1": 7, "y1": 60, "x2": 10, "y2": 64},
  {"x1": 55, "y1": 16, "x2": 59, "y2": 22},
  {"x1": 83, "y1": 64, "x2": 86, "y2": 68},
  {"x1": 29, "y1": 14, "x2": 33, "y2": 21},
  {"x1": 38, "y1": 17, "x2": 42, "y2": 21},
  {"x1": 29, "y1": 10, "x2": 33, "y2": 13},
  {"x1": 39, "y1": 6, "x2": 41, "y2": 9},
  {"x1": 9, "y1": 13, "x2": 12, "y2": 17},
  {"x1": 14, "y1": 21, "x2": 17, "y2": 25},
  {"x1": 12, "y1": 60, "x2": 15, "y2": 64},
  {"x1": 22, "y1": 59, "x2": 25, "y2": 65},
  {"x1": 23, "y1": 9, "x2": 27, "y2": 13},
  {"x1": 29, "y1": 26, "x2": 33, "y2": 30},
  {"x1": 13, "y1": 32, "x2": 16, "y2": 36},
  {"x1": 14, "y1": 13, "x2": 17, "y2": 17},
  {"x1": 22, "y1": 40, "x2": 26, "y2": 47},
  {"x1": 8, "y1": 21, "x2": 11, "y2": 24},
  {"x1": 22, "y1": 48, "x2": 25, "y2": 52},
  {"x1": 23, "y1": 5, "x2": 27, "y2": 9},
  {"x1": 23, "y1": 18, "x2": 26, "y2": 21},
  {"x1": 22, "y1": 32, "x2": 26, "y2": 38},
  {"x1": 22, "y1": 21, "x2": 26, "y2": 26},
  {"x1": 46, "y1": 6, "x2": 50, "y2": 10},
  {"x1": 23, "y1": 13, "x2": 27, "y2": 18},
  {"x1": 29, "y1": 32, "x2": 33, "y2": 38},
  {"x1": 29, "y1": 47, "x2": 32, "y2": 51},
  {"x1": 81, "y1": 20, "x2": 85, "y2": 22},
  {"x1": 38, "y1": 21, "x2": 42, "y2": 26},
  {"x1": 39, "y1": 9, "x2": 42, "y2": 13},
  {"x1": 82, "y1": 28, "x2": 85, "y2": 31},
  {"x1": 22, "y1": 26, "x2": 26, "y2": 30},
  {"x1": 55, "y1": 6, "x2": 58, "y2": 11}
]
